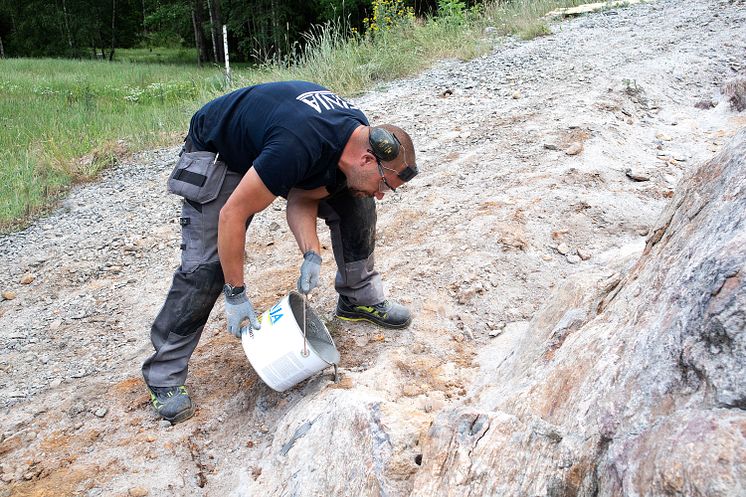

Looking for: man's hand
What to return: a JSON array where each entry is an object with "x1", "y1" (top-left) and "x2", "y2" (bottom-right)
[
  {"x1": 224, "y1": 288, "x2": 261, "y2": 337},
  {"x1": 297, "y1": 251, "x2": 322, "y2": 295}
]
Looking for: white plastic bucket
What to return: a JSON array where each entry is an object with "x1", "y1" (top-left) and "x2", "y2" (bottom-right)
[{"x1": 241, "y1": 291, "x2": 340, "y2": 392}]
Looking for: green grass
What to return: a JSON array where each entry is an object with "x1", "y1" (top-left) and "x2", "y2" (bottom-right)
[
  {"x1": 0, "y1": 0, "x2": 591, "y2": 232},
  {"x1": 115, "y1": 46, "x2": 200, "y2": 65},
  {"x1": 0, "y1": 58, "x2": 236, "y2": 229}
]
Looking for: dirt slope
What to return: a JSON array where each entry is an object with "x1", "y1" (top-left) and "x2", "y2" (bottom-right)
[{"x1": 1, "y1": 0, "x2": 744, "y2": 495}]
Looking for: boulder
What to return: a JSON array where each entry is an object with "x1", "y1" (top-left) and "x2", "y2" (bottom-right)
[{"x1": 410, "y1": 131, "x2": 746, "y2": 496}]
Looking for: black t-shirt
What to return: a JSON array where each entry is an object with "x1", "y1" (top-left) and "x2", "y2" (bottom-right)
[{"x1": 188, "y1": 81, "x2": 368, "y2": 198}]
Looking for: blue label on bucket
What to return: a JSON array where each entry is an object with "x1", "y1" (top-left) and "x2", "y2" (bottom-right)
[{"x1": 269, "y1": 302, "x2": 284, "y2": 325}]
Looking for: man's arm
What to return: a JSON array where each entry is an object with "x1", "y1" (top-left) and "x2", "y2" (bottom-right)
[
  {"x1": 218, "y1": 167, "x2": 276, "y2": 286},
  {"x1": 286, "y1": 186, "x2": 328, "y2": 255}
]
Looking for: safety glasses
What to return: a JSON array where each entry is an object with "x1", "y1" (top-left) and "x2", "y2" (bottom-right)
[{"x1": 376, "y1": 159, "x2": 398, "y2": 193}]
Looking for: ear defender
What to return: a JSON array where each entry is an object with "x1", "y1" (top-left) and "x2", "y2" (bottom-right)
[
  {"x1": 369, "y1": 126, "x2": 420, "y2": 182},
  {"x1": 369, "y1": 127, "x2": 401, "y2": 161}
]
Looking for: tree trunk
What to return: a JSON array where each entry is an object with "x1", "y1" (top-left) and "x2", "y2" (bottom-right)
[
  {"x1": 0, "y1": 36, "x2": 4, "y2": 59},
  {"x1": 141, "y1": 0, "x2": 148, "y2": 43},
  {"x1": 207, "y1": 0, "x2": 224, "y2": 63},
  {"x1": 191, "y1": 5, "x2": 208, "y2": 66},
  {"x1": 55, "y1": 1, "x2": 66, "y2": 47},
  {"x1": 207, "y1": 0, "x2": 217, "y2": 62},
  {"x1": 271, "y1": 0, "x2": 279, "y2": 60},
  {"x1": 109, "y1": 0, "x2": 116, "y2": 61},
  {"x1": 61, "y1": 0, "x2": 74, "y2": 50}
]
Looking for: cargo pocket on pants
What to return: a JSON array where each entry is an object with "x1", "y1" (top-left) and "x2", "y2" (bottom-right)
[
  {"x1": 180, "y1": 200, "x2": 204, "y2": 273},
  {"x1": 168, "y1": 151, "x2": 227, "y2": 204}
]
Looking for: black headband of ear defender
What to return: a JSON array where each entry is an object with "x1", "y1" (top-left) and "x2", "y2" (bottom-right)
[{"x1": 369, "y1": 127, "x2": 419, "y2": 182}]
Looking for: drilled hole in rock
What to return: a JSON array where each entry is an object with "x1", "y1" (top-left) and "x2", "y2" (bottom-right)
[{"x1": 414, "y1": 454, "x2": 423, "y2": 466}]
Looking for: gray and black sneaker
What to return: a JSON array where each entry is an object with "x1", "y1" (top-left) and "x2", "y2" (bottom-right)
[
  {"x1": 147, "y1": 385, "x2": 195, "y2": 424},
  {"x1": 335, "y1": 295, "x2": 412, "y2": 329}
]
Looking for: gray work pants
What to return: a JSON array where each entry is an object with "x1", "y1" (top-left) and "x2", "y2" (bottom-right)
[{"x1": 141, "y1": 165, "x2": 383, "y2": 388}]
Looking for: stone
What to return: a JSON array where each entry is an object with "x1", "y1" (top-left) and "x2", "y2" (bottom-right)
[
  {"x1": 556, "y1": 243, "x2": 570, "y2": 255},
  {"x1": 49, "y1": 379, "x2": 62, "y2": 388},
  {"x1": 128, "y1": 487, "x2": 149, "y2": 497},
  {"x1": 564, "y1": 142, "x2": 583, "y2": 155},
  {"x1": 0, "y1": 434, "x2": 22, "y2": 455},
  {"x1": 512, "y1": 91, "x2": 522, "y2": 99},
  {"x1": 656, "y1": 131, "x2": 673, "y2": 141},
  {"x1": 626, "y1": 168, "x2": 651, "y2": 181},
  {"x1": 566, "y1": 254, "x2": 581, "y2": 264},
  {"x1": 402, "y1": 384, "x2": 420, "y2": 396},
  {"x1": 422, "y1": 397, "x2": 446, "y2": 413},
  {"x1": 720, "y1": 76, "x2": 746, "y2": 111},
  {"x1": 576, "y1": 248, "x2": 592, "y2": 260},
  {"x1": 93, "y1": 407, "x2": 108, "y2": 418},
  {"x1": 1, "y1": 291, "x2": 16, "y2": 301},
  {"x1": 543, "y1": 143, "x2": 558, "y2": 150},
  {"x1": 19, "y1": 274, "x2": 35, "y2": 285}
]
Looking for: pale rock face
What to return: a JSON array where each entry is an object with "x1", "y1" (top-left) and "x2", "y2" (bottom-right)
[
  {"x1": 233, "y1": 134, "x2": 746, "y2": 497},
  {"x1": 410, "y1": 131, "x2": 746, "y2": 497},
  {"x1": 238, "y1": 390, "x2": 433, "y2": 497}
]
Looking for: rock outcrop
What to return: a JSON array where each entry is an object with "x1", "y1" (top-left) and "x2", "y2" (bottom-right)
[
  {"x1": 242, "y1": 131, "x2": 746, "y2": 497},
  {"x1": 410, "y1": 130, "x2": 746, "y2": 496}
]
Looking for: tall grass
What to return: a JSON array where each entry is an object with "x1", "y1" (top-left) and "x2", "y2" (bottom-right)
[
  {"x1": 0, "y1": 59, "x2": 230, "y2": 229},
  {"x1": 0, "y1": 0, "x2": 590, "y2": 232}
]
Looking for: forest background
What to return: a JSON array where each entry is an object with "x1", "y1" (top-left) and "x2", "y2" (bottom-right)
[{"x1": 0, "y1": 0, "x2": 585, "y2": 231}]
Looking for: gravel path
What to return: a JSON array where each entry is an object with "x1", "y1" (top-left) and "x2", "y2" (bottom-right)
[{"x1": 1, "y1": 0, "x2": 744, "y2": 494}]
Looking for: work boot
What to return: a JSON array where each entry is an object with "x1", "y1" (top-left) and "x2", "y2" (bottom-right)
[
  {"x1": 147, "y1": 385, "x2": 195, "y2": 424},
  {"x1": 335, "y1": 295, "x2": 412, "y2": 329}
]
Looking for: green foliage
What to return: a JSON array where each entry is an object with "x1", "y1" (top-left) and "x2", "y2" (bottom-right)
[
  {"x1": 362, "y1": 0, "x2": 415, "y2": 34},
  {"x1": 518, "y1": 21, "x2": 552, "y2": 39},
  {"x1": 116, "y1": 47, "x2": 199, "y2": 65},
  {"x1": 142, "y1": 2, "x2": 193, "y2": 48},
  {"x1": 437, "y1": 0, "x2": 467, "y2": 23},
  {"x1": 478, "y1": 0, "x2": 588, "y2": 39}
]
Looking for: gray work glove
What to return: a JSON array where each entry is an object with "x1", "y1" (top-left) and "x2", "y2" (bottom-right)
[
  {"x1": 297, "y1": 251, "x2": 322, "y2": 295},
  {"x1": 224, "y1": 286, "x2": 261, "y2": 338}
]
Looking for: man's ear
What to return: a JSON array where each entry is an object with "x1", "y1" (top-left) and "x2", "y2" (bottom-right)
[{"x1": 361, "y1": 150, "x2": 377, "y2": 167}]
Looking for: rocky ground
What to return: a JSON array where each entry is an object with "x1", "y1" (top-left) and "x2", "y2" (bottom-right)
[{"x1": 0, "y1": 0, "x2": 744, "y2": 495}]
